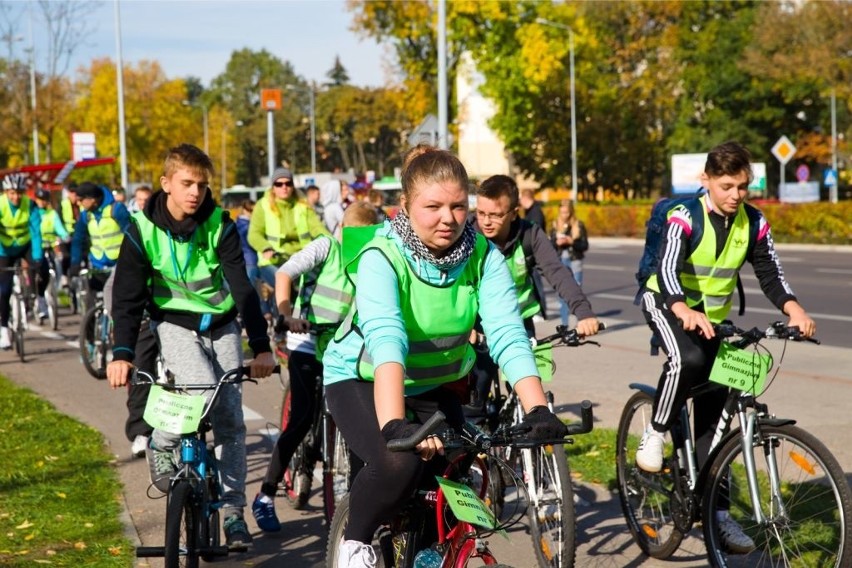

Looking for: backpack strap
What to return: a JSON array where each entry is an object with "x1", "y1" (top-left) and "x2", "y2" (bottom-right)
[
  {"x1": 520, "y1": 220, "x2": 536, "y2": 272},
  {"x1": 735, "y1": 204, "x2": 762, "y2": 316}
]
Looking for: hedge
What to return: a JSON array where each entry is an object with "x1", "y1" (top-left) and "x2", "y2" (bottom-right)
[{"x1": 541, "y1": 201, "x2": 852, "y2": 245}]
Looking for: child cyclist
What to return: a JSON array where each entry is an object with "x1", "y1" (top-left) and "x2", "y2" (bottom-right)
[
  {"x1": 106, "y1": 144, "x2": 276, "y2": 550},
  {"x1": 636, "y1": 140, "x2": 815, "y2": 553},
  {"x1": 252, "y1": 200, "x2": 379, "y2": 532},
  {"x1": 324, "y1": 148, "x2": 570, "y2": 568}
]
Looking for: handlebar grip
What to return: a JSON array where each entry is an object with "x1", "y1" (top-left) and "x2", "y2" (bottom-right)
[
  {"x1": 598, "y1": 322, "x2": 607, "y2": 331},
  {"x1": 386, "y1": 411, "x2": 447, "y2": 452},
  {"x1": 565, "y1": 400, "x2": 594, "y2": 436},
  {"x1": 239, "y1": 364, "x2": 282, "y2": 377}
]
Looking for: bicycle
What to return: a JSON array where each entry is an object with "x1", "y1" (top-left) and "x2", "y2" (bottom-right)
[
  {"x1": 78, "y1": 268, "x2": 114, "y2": 379},
  {"x1": 616, "y1": 321, "x2": 852, "y2": 567},
  {"x1": 133, "y1": 364, "x2": 280, "y2": 568},
  {"x1": 474, "y1": 324, "x2": 605, "y2": 568},
  {"x1": 4, "y1": 264, "x2": 29, "y2": 362},
  {"x1": 40, "y1": 248, "x2": 60, "y2": 331},
  {"x1": 326, "y1": 403, "x2": 594, "y2": 568},
  {"x1": 278, "y1": 349, "x2": 352, "y2": 524}
]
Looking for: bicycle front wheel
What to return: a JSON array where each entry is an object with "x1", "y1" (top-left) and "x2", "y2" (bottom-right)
[
  {"x1": 79, "y1": 305, "x2": 107, "y2": 379},
  {"x1": 616, "y1": 391, "x2": 685, "y2": 559},
  {"x1": 524, "y1": 444, "x2": 576, "y2": 568},
  {"x1": 46, "y1": 278, "x2": 59, "y2": 331},
  {"x1": 164, "y1": 481, "x2": 200, "y2": 568},
  {"x1": 702, "y1": 423, "x2": 852, "y2": 567},
  {"x1": 280, "y1": 383, "x2": 312, "y2": 509}
]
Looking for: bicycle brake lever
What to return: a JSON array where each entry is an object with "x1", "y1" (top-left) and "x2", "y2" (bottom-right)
[{"x1": 580, "y1": 339, "x2": 601, "y2": 347}]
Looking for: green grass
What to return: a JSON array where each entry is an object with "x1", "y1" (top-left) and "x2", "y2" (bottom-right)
[
  {"x1": 0, "y1": 375, "x2": 133, "y2": 567},
  {"x1": 565, "y1": 426, "x2": 618, "y2": 490}
]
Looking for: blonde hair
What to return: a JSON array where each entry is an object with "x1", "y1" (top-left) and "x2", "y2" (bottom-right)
[
  {"x1": 400, "y1": 147, "x2": 469, "y2": 208},
  {"x1": 163, "y1": 144, "x2": 213, "y2": 178},
  {"x1": 342, "y1": 200, "x2": 379, "y2": 227}
]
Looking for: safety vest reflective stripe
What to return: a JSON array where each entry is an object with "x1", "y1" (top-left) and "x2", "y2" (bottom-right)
[
  {"x1": 61, "y1": 199, "x2": 77, "y2": 234},
  {"x1": 408, "y1": 333, "x2": 470, "y2": 355},
  {"x1": 152, "y1": 279, "x2": 231, "y2": 307},
  {"x1": 296, "y1": 237, "x2": 353, "y2": 326},
  {"x1": 681, "y1": 265, "x2": 739, "y2": 279},
  {"x1": 507, "y1": 242, "x2": 539, "y2": 319},
  {"x1": 0, "y1": 197, "x2": 32, "y2": 247}
]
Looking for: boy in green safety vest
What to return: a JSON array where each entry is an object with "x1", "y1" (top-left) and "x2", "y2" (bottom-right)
[
  {"x1": 106, "y1": 143, "x2": 276, "y2": 551},
  {"x1": 33, "y1": 187, "x2": 70, "y2": 321},
  {"x1": 468, "y1": 174, "x2": 601, "y2": 414},
  {"x1": 251, "y1": 200, "x2": 379, "y2": 533},
  {"x1": 635, "y1": 141, "x2": 816, "y2": 553},
  {"x1": 0, "y1": 173, "x2": 43, "y2": 350}
]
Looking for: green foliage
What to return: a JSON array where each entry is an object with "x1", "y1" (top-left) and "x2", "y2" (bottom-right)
[
  {"x1": 0, "y1": 375, "x2": 133, "y2": 566},
  {"x1": 564, "y1": 427, "x2": 618, "y2": 490}
]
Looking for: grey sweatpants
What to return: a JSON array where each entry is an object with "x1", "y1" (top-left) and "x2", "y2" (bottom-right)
[{"x1": 151, "y1": 320, "x2": 246, "y2": 515}]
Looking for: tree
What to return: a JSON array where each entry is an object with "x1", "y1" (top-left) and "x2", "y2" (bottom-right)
[
  {"x1": 326, "y1": 55, "x2": 350, "y2": 86},
  {"x1": 209, "y1": 48, "x2": 304, "y2": 185}
]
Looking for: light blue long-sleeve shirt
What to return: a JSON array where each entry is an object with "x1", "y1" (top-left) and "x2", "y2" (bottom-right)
[{"x1": 322, "y1": 223, "x2": 539, "y2": 391}]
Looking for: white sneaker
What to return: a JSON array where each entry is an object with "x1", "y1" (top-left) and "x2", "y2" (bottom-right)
[
  {"x1": 131, "y1": 435, "x2": 150, "y2": 458},
  {"x1": 337, "y1": 539, "x2": 377, "y2": 568},
  {"x1": 0, "y1": 326, "x2": 10, "y2": 350},
  {"x1": 37, "y1": 296, "x2": 48, "y2": 320},
  {"x1": 635, "y1": 425, "x2": 666, "y2": 473},
  {"x1": 717, "y1": 512, "x2": 756, "y2": 554}
]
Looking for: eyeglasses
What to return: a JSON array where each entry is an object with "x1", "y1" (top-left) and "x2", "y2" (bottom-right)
[
  {"x1": 273, "y1": 180, "x2": 294, "y2": 188},
  {"x1": 476, "y1": 210, "x2": 511, "y2": 222}
]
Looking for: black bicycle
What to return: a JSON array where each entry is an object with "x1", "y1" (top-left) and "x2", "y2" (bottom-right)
[{"x1": 616, "y1": 321, "x2": 852, "y2": 567}]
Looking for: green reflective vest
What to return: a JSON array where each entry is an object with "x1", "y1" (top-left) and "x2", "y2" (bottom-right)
[
  {"x1": 61, "y1": 199, "x2": 77, "y2": 235},
  {"x1": 258, "y1": 196, "x2": 313, "y2": 266},
  {"x1": 0, "y1": 196, "x2": 33, "y2": 248},
  {"x1": 339, "y1": 232, "x2": 488, "y2": 387},
  {"x1": 88, "y1": 204, "x2": 124, "y2": 261},
  {"x1": 506, "y1": 242, "x2": 540, "y2": 319},
  {"x1": 41, "y1": 209, "x2": 59, "y2": 247},
  {"x1": 294, "y1": 235, "x2": 353, "y2": 358},
  {"x1": 646, "y1": 198, "x2": 751, "y2": 323},
  {"x1": 134, "y1": 209, "x2": 236, "y2": 316}
]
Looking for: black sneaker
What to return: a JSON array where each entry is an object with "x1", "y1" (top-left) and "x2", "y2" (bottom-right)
[
  {"x1": 145, "y1": 447, "x2": 176, "y2": 494},
  {"x1": 224, "y1": 514, "x2": 252, "y2": 550}
]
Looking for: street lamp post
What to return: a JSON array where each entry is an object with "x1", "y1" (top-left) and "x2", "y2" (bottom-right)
[
  {"x1": 28, "y1": 5, "x2": 38, "y2": 165},
  {"x1": 285, "y1": 84, "x2": 317, "y2": 174},
  {"x1": 114, "y1": 0, "x2": 129, "y2": 190},
  {"x1": 183, "y1": 100, "x2": 209, "y2": 155},
  {"x1": 536, "y1": 18, "x2": 577, "y2": 205}
]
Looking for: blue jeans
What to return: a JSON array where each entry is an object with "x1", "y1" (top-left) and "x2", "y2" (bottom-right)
[{"x1": 559, "y1": 258, "x2": 583, "y2": 327}]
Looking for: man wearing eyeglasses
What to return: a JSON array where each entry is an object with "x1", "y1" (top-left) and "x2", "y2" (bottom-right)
[
  {"x1": 247, "y1": 168, "x2": 328, "y2": 322},
  {"x1": 467, "y1": 174, "x2": 601, "y2": 413}
]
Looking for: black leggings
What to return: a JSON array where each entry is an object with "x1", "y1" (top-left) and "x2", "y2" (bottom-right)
[
  {"x1": 327, "y1": 379, "x2": 465, "y2": 543},
  {"x1": 260, "y1": 350, "x2": 321, "y2": 497},
  {"x1": 0, "y1": 248, "x2": 43, "y2": 326}
]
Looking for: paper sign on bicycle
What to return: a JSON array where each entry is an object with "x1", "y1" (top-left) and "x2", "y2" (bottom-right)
[
  {"x1": 500, "y1": 343, "x2": 553, "y2": 383},
  {"x1": 708, "y1": 343, "x2": 772, "y2": 394},
  {"x1": 143, "y1": 386, "x2": 206, "y2": 434},
  {"x1": 435, "y1": 477, "x2": 498, "y2": 530}
]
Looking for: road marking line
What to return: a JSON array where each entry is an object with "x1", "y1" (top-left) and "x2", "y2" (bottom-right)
[
  {"x1": 243, "y1": 406, "x2": 263, "y2": 421},
  {"x1": 816, "y1": 268, "x2": 852, "y2": 275},
  {"x1": 584, "y1": 264, "x2": 626, "y2": 271}
]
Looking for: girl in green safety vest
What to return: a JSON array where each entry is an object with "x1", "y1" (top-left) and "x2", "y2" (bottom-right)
[
  {"x1": 323, "y1": 147, "x2": 571, "y2": 568},
  {"x1": 251, "y1": 201, "x2": 379, "y2": 533},
  {"x1": 32, "y1": 187, "x2": 70, "y2": 321}
]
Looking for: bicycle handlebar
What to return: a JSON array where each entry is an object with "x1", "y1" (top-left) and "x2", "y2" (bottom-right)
[
  {"x1": 386, "y1": 400, "x2": 595, "y2": 453},
  {"x1": 131, "y1": 365, "x2": 282, "y2": 388},
  {"x1": 534, "y1": 322, "x2": 607, "y2": 348},
  {"x1": 713, "y1": 320, "x2": 820, "y2": 346}
]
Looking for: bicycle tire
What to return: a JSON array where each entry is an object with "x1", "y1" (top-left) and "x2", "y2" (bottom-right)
[
  {"x1": 322, "y1": 419, "x2": 350, "y2": 524},
  {"x1": 46, "y1": 277, "x2": 59, "y2": 331},
  {"x1": 615, "y1": 391, "x2": 685, "y2": 559},
  {"x1": 702, "y1": 423, "x2": 852, "y2": 567},
  {"x1": 11, "y1": 294, "x2": 25, "y2": 362},
  {"x1": 279, "y1": 383, "x2": 312, "y2": 509},
  {"x1": 524, "y1": 444, "x2": 576, "y2": 568},
  {"x1": 78, "y1": 305, "x2": 107, "y2": 379},
  {"x1": 200, "y1": 464, "x2": 221, "y2": 562},
  {"x1": 326, "y1": 494, "x2": 390, "y2": 568},
  {"x1": 164, "y1": 480, "x2": 200, "y2": 568}
]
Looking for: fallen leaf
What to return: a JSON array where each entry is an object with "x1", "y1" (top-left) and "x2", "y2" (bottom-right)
[
  {"x1": 55, "y1": 492, "x2": 66, "y2": 499},
  {"x1": 15, "y1": 521, "x2": 33, "y2": 529},
  {"x1": 84, "y1": 522, "x2": 93, "y2": 528},
  {"x1": 25, "y1": 533, "x2": 35, "y2": 541},
  {"x1": 74, "y1": 542, "x2": 86, "y2": 550},
  {"x1": 33, "y1": 560, "x2": 52, "y2": 564},
  {"x1": 46, "y1": 550, "x2": 56, "y2": 556},
  {"x1": 108, "y1": 546, "x2": 122, "y2": 556}
]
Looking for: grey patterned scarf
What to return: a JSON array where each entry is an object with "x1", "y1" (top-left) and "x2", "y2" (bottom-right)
[{"x1": 390, "y1": 211, "x2": 477, "y2": 270}]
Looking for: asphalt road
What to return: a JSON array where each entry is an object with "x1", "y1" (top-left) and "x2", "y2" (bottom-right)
[{"x1": 4, "y1": 238, "x2": 851, "y2": 567}]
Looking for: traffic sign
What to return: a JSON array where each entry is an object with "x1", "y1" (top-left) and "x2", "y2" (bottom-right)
[
  {"x1": 795, "y1": 164, "x2": 810, "y2": 183},
  {"x1": 771, "y1": 136, "x2": 796, "y2": 165},
  {"x1": 824, "y1": 169, "x2": 838, "y2": 186}
]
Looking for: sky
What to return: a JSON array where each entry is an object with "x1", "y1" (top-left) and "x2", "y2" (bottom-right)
[{"x1": 5, "y1": 0, "x2": 394, "y2": 88}]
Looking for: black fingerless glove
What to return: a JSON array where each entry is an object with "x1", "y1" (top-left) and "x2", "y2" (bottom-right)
[
  {"x1": 380, "y1": 419, "x2": 423, "y2": 443},
  {"x1": 521, "y1": 406, "x2": 569, "y2": 441}
]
